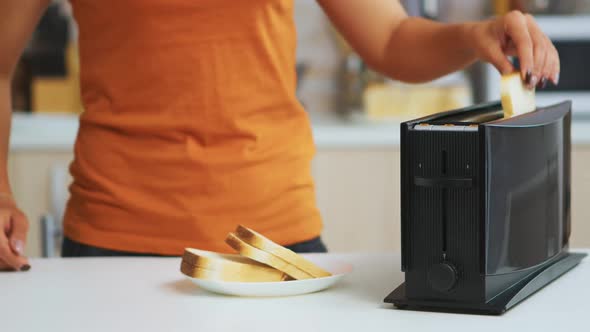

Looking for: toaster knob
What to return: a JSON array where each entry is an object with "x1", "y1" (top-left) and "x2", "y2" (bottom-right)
[{"x1": 428, "y1": 262, "x2": 458, "y2": 292}]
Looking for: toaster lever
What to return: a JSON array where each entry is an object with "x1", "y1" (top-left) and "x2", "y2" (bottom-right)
[{"x1": 414, "y1": 176, "x2": 473, "y2": 188}]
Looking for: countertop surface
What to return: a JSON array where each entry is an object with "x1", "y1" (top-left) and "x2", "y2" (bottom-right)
[
  {"x1": 1, "y1": 251, "x2": 588, "y2": 332},
  {"x1": 9, "y1": 112, "x2": 403, "y2": 151}
]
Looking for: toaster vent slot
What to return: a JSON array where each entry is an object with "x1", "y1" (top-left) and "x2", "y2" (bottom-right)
[
  {"x1": 442, "y1": 189, "x2": 447, "y2": 255},
  {"x1": 441, "y1": 150, "x2": 448, "y2": 255},
  {"x1": 441, "y1": 150, "x2": 448, "y2": 175}
]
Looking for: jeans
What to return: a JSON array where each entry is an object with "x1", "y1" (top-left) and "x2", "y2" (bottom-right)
[{"x1": 61, "y1": 236, "x2": 328, "y2": 257}]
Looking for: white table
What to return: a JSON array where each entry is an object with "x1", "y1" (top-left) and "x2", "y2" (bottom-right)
[{"x1": 1, "y1": 251, "x2": 588, "y2": 332}]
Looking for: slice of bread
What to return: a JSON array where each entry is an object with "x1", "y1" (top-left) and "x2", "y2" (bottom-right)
[
  {"x1": 501, "y1": 72, "x2": 536, "y2": 118},
  {"x1": 182, "y1": 248, "x2": 266, "y2": 269},
  {"x1": 180, "y1": 261, "x2": 291, "y2": 282},
  {"x1": 225, "y1": 233, "x2": 315, "y2": 280},
  {"x1": 235, "y1": 225, "x2": 332, "y2": 278},
  {"x1": 181, "y1": 248, "x2": 291, "y2": 282}
]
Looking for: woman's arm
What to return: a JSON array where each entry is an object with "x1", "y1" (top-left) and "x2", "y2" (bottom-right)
[
  {"x1": 318, "y1": 0, "x2": 558, "y2": 88},
  {"x1": 0, "y1": 0, "x2": 51, "y2": 271}
]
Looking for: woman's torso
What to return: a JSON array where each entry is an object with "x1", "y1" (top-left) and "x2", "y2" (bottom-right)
[{"x1": 63, "y1": 0, "x2": 322, "y2": 254}]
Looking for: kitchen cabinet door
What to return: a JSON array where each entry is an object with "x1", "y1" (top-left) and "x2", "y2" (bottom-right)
[
  {"x1": 571, "y1": 146, "x2": 590, "y2": 248},
  {"x1": 312, "y1": 148, "x2": 401, "y2": 252}
]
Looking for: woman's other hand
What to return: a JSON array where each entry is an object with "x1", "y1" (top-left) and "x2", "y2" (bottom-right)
[{"x1": 0, "y1": 194, "x2": 30, "y2": 271}]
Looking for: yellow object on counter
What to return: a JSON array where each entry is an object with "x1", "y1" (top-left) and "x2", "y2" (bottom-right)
[
  {"x1": 32, "y1": 43, "x2": 83, "y2": 114},
  {"x1": 493, "y1": 0, "x2": 512, "y2": 15},
  {"x1": 362, "y1": 81, "x2": 471, "y2": 121}
]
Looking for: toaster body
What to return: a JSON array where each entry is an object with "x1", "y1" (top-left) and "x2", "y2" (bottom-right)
[{"x1": 385, "y1": 101, "x2": 586, "y2": 314}]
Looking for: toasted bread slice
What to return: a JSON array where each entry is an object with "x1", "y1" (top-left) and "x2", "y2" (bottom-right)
[
  {"x1": 181, "y1": 248, "x2": 291, "y2": 282},
  {"x1": 180, "y1": 261, "x2": 291, "y2": 282},
  {"x1": 501, "y1": 72, "x2": 536, "y2": 118},
  {"x1": 225, "y1": 233, "x2": 314, "y2": 280},
  {"x1": 182, "y1": 248, "x2": 268, "y2": 269},
  {"x1": 235, "y1": 225, "x2": 332, "y2": 278}
]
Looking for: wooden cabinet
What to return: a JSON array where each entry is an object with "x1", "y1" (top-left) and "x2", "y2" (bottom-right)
[
  {"x1": 571, "y1": 146, "x2": 590, "y2": 247},
  {"x1": 312, "y1": 148, "x2": 401, "y2": 252}
]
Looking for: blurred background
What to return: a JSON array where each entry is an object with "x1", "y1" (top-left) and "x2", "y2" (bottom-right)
[{"x1": 9, "y1": 0, "x2": 590, "y2": 257}]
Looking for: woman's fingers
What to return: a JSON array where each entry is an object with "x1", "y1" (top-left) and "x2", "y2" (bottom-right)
[
  {"x1": 470, "y1": 21, "x2": 513, "y2": 74},
  {"x1": 534, "y1": 42, "x2": 549, "y2": 89},
  {"x1": 547, "y1": 43, "x2": 560, "y2": 85},
  {"x1": 9, "y1": 210, "x2": 29, "y2": 256},
  {"x1": 0, "y1": 232, "x2": 28, "y2": 271},
  {"x1": 526, "y1": 16, "x2": 547, "y2": 88},
  {"x1": 0, "y1": 261, "x2": 13, "y2": 271},
  {"x1": 496, "y1": 11, "x2": 560, "y2": 88},
  {"x1": 527, "y1": 15, "x2": 560, "y2": 85},
  {"x1": 0, "y1": 211, "x2": 29, "y2": 271},
  {"x1": 525, "y1": 14, "x2": 555, "y2": 89},
  {"x1": 503, "y1": 11, "x2": 534, "y2": 84},
  {"x1": 486, "y1": 42, "x2": 514, "y2": 75}
]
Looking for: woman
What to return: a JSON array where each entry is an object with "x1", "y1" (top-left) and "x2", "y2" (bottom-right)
[{"x1": 0, "y1": 0, "x2": 558, "y2": 271}]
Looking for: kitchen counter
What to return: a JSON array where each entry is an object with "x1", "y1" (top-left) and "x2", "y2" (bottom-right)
[
  {"x1": 9, "y1": 111, "x2": 403, "y2": 150},
  {"x1": 10, "y1": 112, "x2": 79, "y2": 151},
  {"x1": 12, "y1": 112, "x2": 590, "y2": 151},
  {"x1": 1, "y1": 251, "x2": 588, "y2": 332}
]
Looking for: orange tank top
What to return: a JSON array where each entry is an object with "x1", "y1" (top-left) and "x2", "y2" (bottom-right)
[{"x1": 63, "y1": 0, "x2": 322, "y2": 254}]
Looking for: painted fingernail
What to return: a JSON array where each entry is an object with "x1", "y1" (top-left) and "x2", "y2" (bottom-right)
[
  {"x1": 553, "y1": 73, "x2": 560, "y2": 85},
  {"x1": 529, "y1": 75, "x2": 539, "y2": 89},
  {"x1": 12, "y1": 239, "x2": 24, "y2": 255},
  {"x1": 20, "y1": 264, "x2": 31, "y2": 272},
  {"x1": 525, "y1": 70, "x2": 532, "y2": 83},
  {"x1": 539, "y1": 77, "x2": 548, "y2": 89}
]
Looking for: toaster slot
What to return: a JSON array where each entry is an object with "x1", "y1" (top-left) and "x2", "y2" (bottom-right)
[
  {"x1": 433, "y1": 109, "x2": 504, "y2": 124},
  {"x1": 441, "y1": 150, "x2": 447, "y2": 256}
]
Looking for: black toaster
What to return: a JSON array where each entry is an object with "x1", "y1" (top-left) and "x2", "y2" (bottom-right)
[{"x1": 385, "y1": 100, "x2": 586, "y2": 314}]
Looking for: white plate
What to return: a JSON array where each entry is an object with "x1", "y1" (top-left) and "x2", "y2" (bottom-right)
[{"x1": 186, "y1": 254, "x2": 353, "y2": 297}]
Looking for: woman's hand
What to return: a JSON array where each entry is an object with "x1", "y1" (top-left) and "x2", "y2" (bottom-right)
[
  {"x1": 0, "y1": 194, "x2": 30, "y2": 271},
  {"x1": 0, "y1": 0, "x2": 50, "y2": 271},
  {"x1": 467, "y1": 10, "x2": 559, "y2": 89},
  {"x1": 320, "y1": 2, "x2": 558, "y2": 85}
]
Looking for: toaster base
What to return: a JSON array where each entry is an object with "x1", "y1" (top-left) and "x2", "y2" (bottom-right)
[{"x1": 384, "y1": 252, "x2": 587, "y2": 315}]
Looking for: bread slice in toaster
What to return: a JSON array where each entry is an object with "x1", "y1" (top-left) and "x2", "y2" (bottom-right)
[
  {"x1": 180, "y1": 248, "x2": 291, "y2": 282},
  {"x1": 501, "y1": 72, "x2": 536, "y2": 117},
  {"x1": 234, "y1": 225, "x2": 332, "y2": 278},
  {"x1": 225, "y1": 233, "x2": 315, "y2": 280}
]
